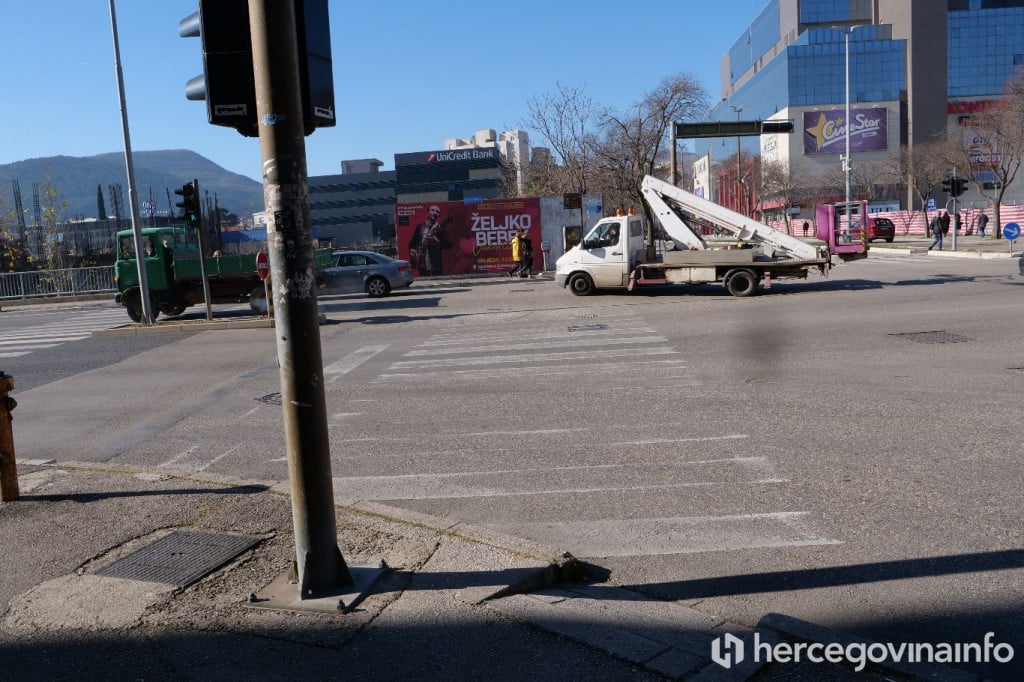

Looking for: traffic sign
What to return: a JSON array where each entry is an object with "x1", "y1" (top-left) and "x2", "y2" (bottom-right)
[
  {"x1": 256, "y1": 250, "x2": 270, "y2": 280},
  {"x1": 1004, "y1": 222, "x2": 1020, "y2": 240},
  {"x1": 925, "y1": 197, "x2": 936, "y2": 211}
]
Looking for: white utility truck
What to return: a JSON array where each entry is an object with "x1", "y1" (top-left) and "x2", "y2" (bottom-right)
[{"x1": 554, "y1": 175, "x2": 867, "y2": 297}]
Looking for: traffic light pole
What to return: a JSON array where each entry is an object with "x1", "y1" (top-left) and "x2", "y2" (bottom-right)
[
  {"x1": 248, "y1": 0, "x2": 352, "y2": 597},
  {"x1": 951, "y1": 168, "x2": 959, "y2": 252}
]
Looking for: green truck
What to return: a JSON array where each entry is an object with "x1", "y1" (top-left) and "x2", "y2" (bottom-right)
[{"x1": 113, "y1": 226, "x2": 332, "y2": 322}]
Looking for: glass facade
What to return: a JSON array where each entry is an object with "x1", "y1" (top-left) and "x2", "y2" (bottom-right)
[
  {"x1": 948, "y1": 3, "x2": 1024, "y2": 96},
  {"x1": 729, "y1": 0, "x2": 781, "y2": 85},
  {"x1": 798, "y1": 0, "x2": 873, "y2": 24}
]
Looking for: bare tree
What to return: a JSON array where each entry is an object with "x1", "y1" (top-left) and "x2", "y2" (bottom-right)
[
  {"x1": 40, "y1": 177, "x2": 69, "y2": 271},
  {"x1": 521, "y1": 83, "x2": 603, "y2": 195},
  {"x1": 756, "y1": 159, "x2": 815, "y2": 234},
  {"x1": 592, "y1": 73, "x2": 709, "y2": 223},
  {"x1": 879, "y1": 141, "x2": 950, "y2": 233},
  {"x1": 944, "y1": 70, "x2": 1024, "y2": 238}
]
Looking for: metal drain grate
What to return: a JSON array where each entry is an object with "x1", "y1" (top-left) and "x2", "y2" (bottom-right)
[
  {"x1": 96, "y1": 531, "x2": 261, "y2": 587},
  {"x1": 888, "y1": 330, "x2": 975, "y2": 344},
  {"x1": 568, "y1": 323, "x2": 609, "y2": 332}
]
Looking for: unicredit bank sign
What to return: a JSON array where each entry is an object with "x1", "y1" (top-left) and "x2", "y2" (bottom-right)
[
  {"x1": 429, "y1": 148, "x2": 497, "y2": 163},
  {"x1": 396, "y1": 148, "x2": 499, "y2": 166}
]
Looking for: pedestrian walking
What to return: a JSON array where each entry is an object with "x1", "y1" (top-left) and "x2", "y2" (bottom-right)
[
  {"x1": 954, "y1": 211, "x2": 962, "y2": 235},
  {"x1": 802, "y1": 220, "x2": 810, "y2": 237},
  {"x1": 508, "y1": 229, "x2": 524, "y2": 277},
  {"x1": 928, "y1": 213, "x2": 943, "y2": 250},
  {"x1": 977, "y1": 212, "x2": 988, "y2": 238},
  {"x1": 520, "y1": 233, "x2": 534, "y2": 278},
  {"x1": 939, "y1": 210, "x2": 951, "y2": 238}
]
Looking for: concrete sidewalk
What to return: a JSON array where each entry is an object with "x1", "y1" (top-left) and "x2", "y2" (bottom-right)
[{"x1": 0, "y1": 461, "x2": 977, "y2": 681}]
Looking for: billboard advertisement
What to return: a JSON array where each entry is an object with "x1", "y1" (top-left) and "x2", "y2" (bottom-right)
[
  {"x1": 396, "y1": 198, "x2": 541, "y2": 276},
  {"x1": 803, "y1": 107, "x2": 887, "y2": 155}
]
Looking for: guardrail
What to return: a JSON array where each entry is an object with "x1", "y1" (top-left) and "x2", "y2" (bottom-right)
[{"x1": 0, "y1": 267, "x2": 116, "y2": 301}]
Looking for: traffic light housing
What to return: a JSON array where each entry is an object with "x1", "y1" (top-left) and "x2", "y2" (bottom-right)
[
  {"x1": 179, "y1": 0, "x2": 335, "y2": 137},
  {"x1": 941, "y1": 177, "x2": 953, "y2": 195},
  {"x1": 175, "y1": 181, "x2": 202, "y2": 227},
  {"x1": 952, "y1": 177, "x2": 968, "y2": 197}
]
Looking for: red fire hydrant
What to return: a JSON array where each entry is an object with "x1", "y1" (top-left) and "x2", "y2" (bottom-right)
[{"x1": 0, "y1": 371, "x2": 18, "y2": 502}]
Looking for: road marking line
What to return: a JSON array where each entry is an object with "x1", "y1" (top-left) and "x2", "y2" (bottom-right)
[
  {"x1": 0, "y1": 352, "x2": 32, "y2": 358},
  {"x1": 240, "y1": 407, "x2": 260, "y2": 418},
  {"x1": 611, "y1": 434, "x2": 749, "y2": 445},
  {"x1": 325, "y1": 345, "x2": 389, "y2": 381},
  {"x1": 391, "y1": 346, "x2": 678, "y2": 369},
  {"x1": 332, "y1": 477, "x2": 787, "y2": 501},
  {"x1": 195, "y1": 443, "x2": 244, "y2": 471},
  {"x1": 0, "y1": 336, "x2": 89, "y2": 345},
  {"x1": 494, "y1": 512, "x2": 841, "y2": 557},
  {"x1": 419, "y1": 328, "x2": 659, "y2": 347},
  {"x1": 159, "y1": 445, "x2": 199, "y2": 468},
  {"x1": 405, "y1": 335, "x2": 669, "y2": 357}
]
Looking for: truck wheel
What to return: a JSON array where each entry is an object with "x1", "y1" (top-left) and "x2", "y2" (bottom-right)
[
  {"x1": 725, "y1": 269, "x2": 758, "y2": 297},
  {"x1": 568, "y1": 272, "x2": 595, "y2": 296},
  {"x1": 123, "y1": 289, "x2": 159, "y2": 322},
  {"x1": 365, "y1": 276, "x2": 391, "y2": 298},
  {"x1": 159, "y1": 302, "x2": 187, "y2": 317}
]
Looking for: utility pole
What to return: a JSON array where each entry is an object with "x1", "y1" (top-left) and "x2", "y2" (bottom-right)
[
  {"x1": 730, "y1": 104, "x2": 744, "y2": 215},
  {"x1": 108, "y1": 0, "x2": 153, "y2": 325},
  {"x1": 248, "y1": 0, "x2": 352, "y2": 597}
]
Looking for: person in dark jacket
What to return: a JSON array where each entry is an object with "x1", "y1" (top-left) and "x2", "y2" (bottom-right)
[
  {"x1": 928, "y1": 214, "x2": 943, "y2": 251},
  {"x1": 977, "y1": 212, "x2": 989, "y2": 238},
  {"x1": 939, "y1": 210, "x2": 951, "y2": 236}
]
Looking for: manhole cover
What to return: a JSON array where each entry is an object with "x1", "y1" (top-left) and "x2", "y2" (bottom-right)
[
  {"x1": 96, "y1": 531, "x2": 262, "y2": 587},
  {"x1": 256, "y1": 392, "x2": 282, "y2": 405},
  {"x1": 568, "y1": 324, "x2": 609, "y2": 332},
  {"x1": 888, "y1": 331, "x2": 974, "y2": 344}
]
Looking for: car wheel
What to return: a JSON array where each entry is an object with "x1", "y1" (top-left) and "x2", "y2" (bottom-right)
[
  {"x1": 568, "y1": 272, "x2": 595, "y2": 296},
  {"x1": 724, "y1": 269, "x2": 758, "y2": 297},
  {"x1": 885, "y1": 237, "x2": 894, "y2": 243},
  {"x1": 365, "y1": 276, "x2": 390, "y2": 298}
]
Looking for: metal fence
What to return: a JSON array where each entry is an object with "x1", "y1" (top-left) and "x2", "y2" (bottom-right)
[{"x1": 0, "y1": 267, "x2": 116, "y2": 301}]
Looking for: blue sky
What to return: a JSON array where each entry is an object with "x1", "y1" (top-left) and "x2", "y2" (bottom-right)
[{"x1": 1, "y1": 1, "x2": 770, "y2": 182}]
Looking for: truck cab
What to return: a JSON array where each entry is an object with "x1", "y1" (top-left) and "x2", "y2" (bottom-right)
[{"x1": 555, "y1": 214, "x2": 645, "y2": 294}]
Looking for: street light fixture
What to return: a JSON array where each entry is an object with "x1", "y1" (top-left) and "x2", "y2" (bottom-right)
[{"x1": 729, "y1": 104, "x2": 743, "y2": 214}]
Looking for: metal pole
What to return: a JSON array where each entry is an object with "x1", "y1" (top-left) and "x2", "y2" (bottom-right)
[
  {"x1": 108, "y1": 0, "x2": 153, "y2": 325},
  {"x1": 192, "y1": 179, "x2": 214, "y2": 321},
  {"x1": 249, "y1": 0, "x2": 352, "y2": 597},
  {"x1": 844, "y1": 28, "x2": 852, "y2": 205},
  {"x1": 669, "y1": 126, "x2": 678, "y2": 187},
  {"x1": 730, "y1": 105, "x2": 743, "y2": 215},
  {"x1": 0, "y1": 372, "x2": 18, "y2": 502},
  {"x1": 951, "y1": 168, "x2": 958, "y2": 252}
]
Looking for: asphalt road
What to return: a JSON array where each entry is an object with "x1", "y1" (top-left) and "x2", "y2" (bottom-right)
[{"x1": 6, "y1": 253, "x2": 1024, "y2": 680}]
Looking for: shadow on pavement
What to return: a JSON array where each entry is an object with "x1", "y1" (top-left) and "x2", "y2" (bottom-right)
[
  {"x1": 20, "y1": 484, "x2": 269, "y2": 503},
  {"x1": 611, "y1": 549, "x2": 1024, "y2": 600}
]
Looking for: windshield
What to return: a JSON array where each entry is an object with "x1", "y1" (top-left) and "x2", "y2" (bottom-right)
[{"x1": 585, "y1": 221, "x2": 621, "y2": 248}]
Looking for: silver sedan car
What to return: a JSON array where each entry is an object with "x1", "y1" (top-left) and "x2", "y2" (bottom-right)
[{"x1": 321, "y1": 250, "x2": 415, "y2": 297}]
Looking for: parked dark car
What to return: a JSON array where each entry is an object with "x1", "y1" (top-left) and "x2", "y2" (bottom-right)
[
  {"x1": 866, "y1": 216, "x2": 895, "y2": 243},
  {"x1": 322, "y1": 251, "x2": 415, "y2": 297}
]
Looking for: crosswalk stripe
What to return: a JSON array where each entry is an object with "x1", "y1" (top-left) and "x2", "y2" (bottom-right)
[
  {"x1": 391, "y1": 346, "x2": 678, "y2": 370},
  {"x1": 405, "y1": 335, "x2": 669, "y2": 357},
  {"x1": 0, "y1": 335, "x2": 89, "y2": 345}
]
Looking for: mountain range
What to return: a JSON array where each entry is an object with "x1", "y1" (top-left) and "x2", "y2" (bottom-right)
[{"x1": 0, "y1": 150, "x2": 264, "y2": 222}]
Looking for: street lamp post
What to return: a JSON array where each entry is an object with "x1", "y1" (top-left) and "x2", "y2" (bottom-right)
[
  {"x1": 836, "y1": 26, "x2": 861, "y2": 205},
  {"x1": 730, "y1": 104, "x2": 743, "y2": 214}
]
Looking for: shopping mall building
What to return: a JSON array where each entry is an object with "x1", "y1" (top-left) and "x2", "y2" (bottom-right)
[{"x1": 693, "y1": 0, "x2": 1024, "y2": 218}]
